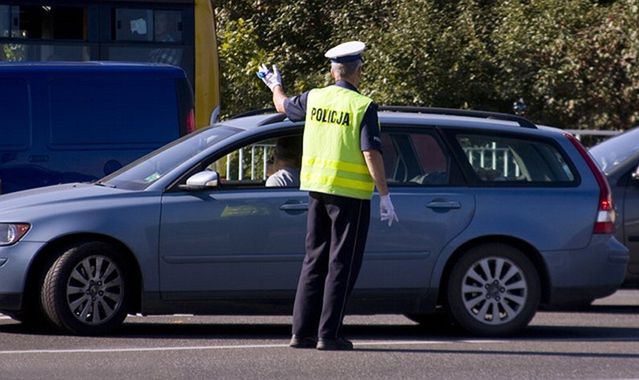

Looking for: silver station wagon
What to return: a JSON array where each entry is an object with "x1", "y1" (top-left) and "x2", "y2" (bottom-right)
[
  {"x1": 0, "y1": 107, "x2": 629, "y2": 336},
  {"x1": 590, "y1": 126, "x2": 639, "y2": 286}
]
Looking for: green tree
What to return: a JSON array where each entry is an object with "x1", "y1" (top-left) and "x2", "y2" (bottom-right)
[
  {"x1": 216, "y1": 15, "x2": 273, "y2": 117},
  {"x1": 215, "y1": 0, "x2": 639, "y2": 131}
]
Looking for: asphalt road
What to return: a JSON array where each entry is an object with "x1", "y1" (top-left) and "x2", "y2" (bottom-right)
[{"x1": 0, "y1": 290, "x2": 638, "y2": 379}]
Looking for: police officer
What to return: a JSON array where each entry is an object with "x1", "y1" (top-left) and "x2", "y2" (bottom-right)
[{"x1": 258, "y1": 41, "x2": 398, "y2": 351}]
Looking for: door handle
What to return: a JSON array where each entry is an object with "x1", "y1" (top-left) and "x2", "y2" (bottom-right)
[
  {"x1": 279, "y1": 202, "x2": 309, "y2": 211},
  {"x1": 427, "y1": 200, "x2": 461, "y2": 209}
]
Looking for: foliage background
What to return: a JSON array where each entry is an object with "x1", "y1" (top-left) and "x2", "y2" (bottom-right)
[{"x1": 214, "y1": 0, "x2": 639, "y2": 131}]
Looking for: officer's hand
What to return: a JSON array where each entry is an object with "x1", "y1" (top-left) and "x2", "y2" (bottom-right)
[
  {"x1": 380, "y1": 194, "x2": 399, "y2": 227},
  {"x1": 257, "y1": 64, "x2": 282, "y2": 91}
]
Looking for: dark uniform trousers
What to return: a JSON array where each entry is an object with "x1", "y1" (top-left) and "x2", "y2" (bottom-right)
[{"x1": 292, "y1": 191, "x2": 371, "y2": 340}]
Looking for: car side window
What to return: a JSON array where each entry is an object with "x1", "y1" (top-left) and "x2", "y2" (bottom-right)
[
  {"x1": 456, "y1": 134, "x2": 576, "y2": 184},
  {"x1": 207, "y1": 134, "x2": 302, "y2": 188},
  {"x1": 382, "y1": 130, "x2": 451, "y2": 186}
]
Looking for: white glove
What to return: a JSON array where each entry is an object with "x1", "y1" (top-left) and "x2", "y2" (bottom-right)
[
  {"x1": 257, "y1": 64, "x2": 282, "y2": 91},
  {"x1": 380, "y1": 194, "x2": 399, "y2": 227}
]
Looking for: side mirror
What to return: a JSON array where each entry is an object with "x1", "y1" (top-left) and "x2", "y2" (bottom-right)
[{"x1": 182, "y1": 171, "x2": 219, "y2": 191}]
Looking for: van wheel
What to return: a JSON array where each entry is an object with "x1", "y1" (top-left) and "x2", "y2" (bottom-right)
[
  {"x1": 41, "y1": 242, "x2": 130, "y2": 335},
  {"x1": 447, "y1": 243, "x2": 540, "y2": 336}
]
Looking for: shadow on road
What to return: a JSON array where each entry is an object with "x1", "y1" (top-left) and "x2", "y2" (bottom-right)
[
  {"x1": 1, "y1": 315, "x2": 638, "y2": 342},
  {"x1": 542, "y1": 304, "x2": 639, "y2": 314},
  {"x1": 0, "y1": 316, "x2": 460, "y2": 339},
  {"x1": 352, "y1": 347, "x2": 639, "y2": 359},
  {"x1": 1, "y1": 298, "x2": 638, "y2": 339}
]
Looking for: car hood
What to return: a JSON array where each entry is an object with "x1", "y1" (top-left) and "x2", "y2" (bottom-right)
[
  {"x1": 0, "y1": 182, "x2": 163, "y2": 245},
  {"x1": 0, "y1": 183, "x2": 133, "y2": 217}
]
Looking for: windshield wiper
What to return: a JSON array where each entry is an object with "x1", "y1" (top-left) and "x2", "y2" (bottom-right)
[{"x1": 95, "y1": 182, "x2": 117, "y2": 188}]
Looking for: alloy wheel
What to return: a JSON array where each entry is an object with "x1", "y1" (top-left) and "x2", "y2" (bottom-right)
[{"x1": 460, "y1": 256, "x2": 528, "y2": 325}]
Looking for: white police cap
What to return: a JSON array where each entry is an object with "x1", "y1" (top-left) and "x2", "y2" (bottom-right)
[{"x1": 324, "y1": 41, "x2": 366, "y2": 63}]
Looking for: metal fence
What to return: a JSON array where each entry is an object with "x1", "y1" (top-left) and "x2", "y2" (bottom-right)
[
  {"x1": 224, "y1": 143, "x2": 274, "y2": 181},
  {"x1": 465, "y1": 144, "x2": 521, "y2": 177},
  {"x1": 223, "y1": 130, "x2": 620, "y2": 181}
]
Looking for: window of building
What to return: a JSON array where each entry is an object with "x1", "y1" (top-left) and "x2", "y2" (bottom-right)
[
  {"x1": 114, "y1": 9, "x2": 182, "y2": 43},
  {"x1": 0, "y1": 5, "x2": 10, "y2": 37},
  {"x1": 0, "y1": 5, "x2": 85, "y2": 40}
]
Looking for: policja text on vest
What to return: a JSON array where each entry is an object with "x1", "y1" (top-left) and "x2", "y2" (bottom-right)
[{"x1": 309, "y1": 107, "x2": 352, "y2": 127}]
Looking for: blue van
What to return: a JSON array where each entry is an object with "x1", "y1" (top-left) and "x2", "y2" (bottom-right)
[{"x1": 0, "y1": 62, "x2": 194, "y2": 194}]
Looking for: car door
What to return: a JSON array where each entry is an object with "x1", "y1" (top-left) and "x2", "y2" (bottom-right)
[
  {"x1": 158, "y1": 133, "x2": 308, "y2": 299},
  {"x1": 358, "y1": 127, "x2": 476, "y2": 290}
]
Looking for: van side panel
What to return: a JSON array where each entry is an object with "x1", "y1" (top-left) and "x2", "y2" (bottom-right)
[
  {"x1": 48, "y1": 76, "x2": 178, "y2": 146},
  {"x1": 0, "y1": 64, "x2": 187, "y2": 194},
  {"x1": 0, "y1": 78, "x2": 32, "y2": 194},
  {"x1": 45, "y1": 75, "x2": 179, "y2": 183}
]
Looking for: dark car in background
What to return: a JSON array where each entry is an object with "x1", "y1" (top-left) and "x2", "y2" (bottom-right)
[
  {"x1": 0, "y1": 62, "x2": 194, "y2": 194},
  {"x1": 0, "y1": 108, "x2": 629, "y2": 337},
  {"x1": 590, "y1": 127, "x2": 639, "y2": 286}
]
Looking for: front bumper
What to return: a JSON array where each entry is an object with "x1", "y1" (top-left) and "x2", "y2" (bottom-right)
[
  {"x1": 543, "y1": 235, "x2": 629, "y2": 305},
  {"x1": 0, "y1": 241, "x2": 46, "y2": 311}
]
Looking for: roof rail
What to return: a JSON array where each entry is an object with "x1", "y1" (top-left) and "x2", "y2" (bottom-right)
[
  {"x1": 228, "y1": 108, "x2": 289, "y2": 126},
  {"x1": 228, "y1": 108, "x2": 276, "y2": 119},
  {"x1": 257, "y1": 113, "x2": 288, "y2": 126},
  {"x1": 378, "y1": 106, "x2": 537, "y2": 129}
]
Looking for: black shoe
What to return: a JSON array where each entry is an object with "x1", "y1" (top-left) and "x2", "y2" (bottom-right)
[
  {"x1": 316, "y1": 337, "x2": 354, "y2": 351},
  {"x1": 289, "y1": 335, "x2": 317, "y2": 349}
]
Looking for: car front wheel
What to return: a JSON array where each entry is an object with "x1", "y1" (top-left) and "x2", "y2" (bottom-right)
[
  {"x1": 41, "y1": 241, "x2": 131, "y2": 335},
  {"x1": 447, "y1": 243, "x2": 540, "y2": 336}
]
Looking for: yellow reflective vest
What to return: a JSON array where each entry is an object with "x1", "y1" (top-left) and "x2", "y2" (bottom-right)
[{"x1": 300, "y1": 85, "x2": 375, "y2": 200}]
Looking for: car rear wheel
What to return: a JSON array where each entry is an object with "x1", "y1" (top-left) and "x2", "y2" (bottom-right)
[
  {"x1": 41, "y1": 241, "x2": 131, "y2": 335},
  {"x1": 447, "y1": 243, "x2": 540, "y2": 336}
]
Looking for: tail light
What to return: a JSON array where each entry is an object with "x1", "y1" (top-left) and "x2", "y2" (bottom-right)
[
  {"x1": 566, "y1": 133, "x2": 616, "y2": 234},
  {"x1": 186, "y1": 108, "x2": 196, "y2": 134}
]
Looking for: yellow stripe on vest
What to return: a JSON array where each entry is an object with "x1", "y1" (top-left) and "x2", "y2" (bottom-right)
[
  {"x1": 303, "y1": 156, "x2": 370, "y2": 175},
  {"x1": 301, "y1": 172, "x2": 374, "y2": 192}
]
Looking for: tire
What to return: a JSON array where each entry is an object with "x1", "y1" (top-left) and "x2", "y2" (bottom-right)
[
  {"x1": 447, "y1": 243, "x2": 540, "y2": 337},
  {"x1": 41, "y1": 241, "x2": 131, "y2": 335}
]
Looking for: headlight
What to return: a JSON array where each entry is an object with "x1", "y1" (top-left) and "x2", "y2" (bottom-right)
[{"x1": 0, "y1": 223, "x2": 30, "y2": 246}]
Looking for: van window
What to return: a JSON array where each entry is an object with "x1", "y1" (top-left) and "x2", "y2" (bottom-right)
[
  {"x1": 0, "y1": 78, "x2": 29, "y2": 149},
  {"x1": 48, "y1": 78, "x2": 178, "y2": 146}
]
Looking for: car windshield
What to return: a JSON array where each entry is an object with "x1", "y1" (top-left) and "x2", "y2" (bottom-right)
[
  {"x1": 590, "y1": 127, "x2": 639, "y2": 173},
  {"x1": 97, "y1": 125, "x2": 239, "y2": 190}
]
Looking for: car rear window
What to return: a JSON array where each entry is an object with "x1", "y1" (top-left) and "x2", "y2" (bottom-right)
[
  {"x1": 0, "y1": 78, "x2": 30, "y2": 149},
  {"x1": 456, "y1": 133, "x2": 576, "y2": 185},
  {"x1": 48, "y1": 77, "x2": 178, "y2": 147}
]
